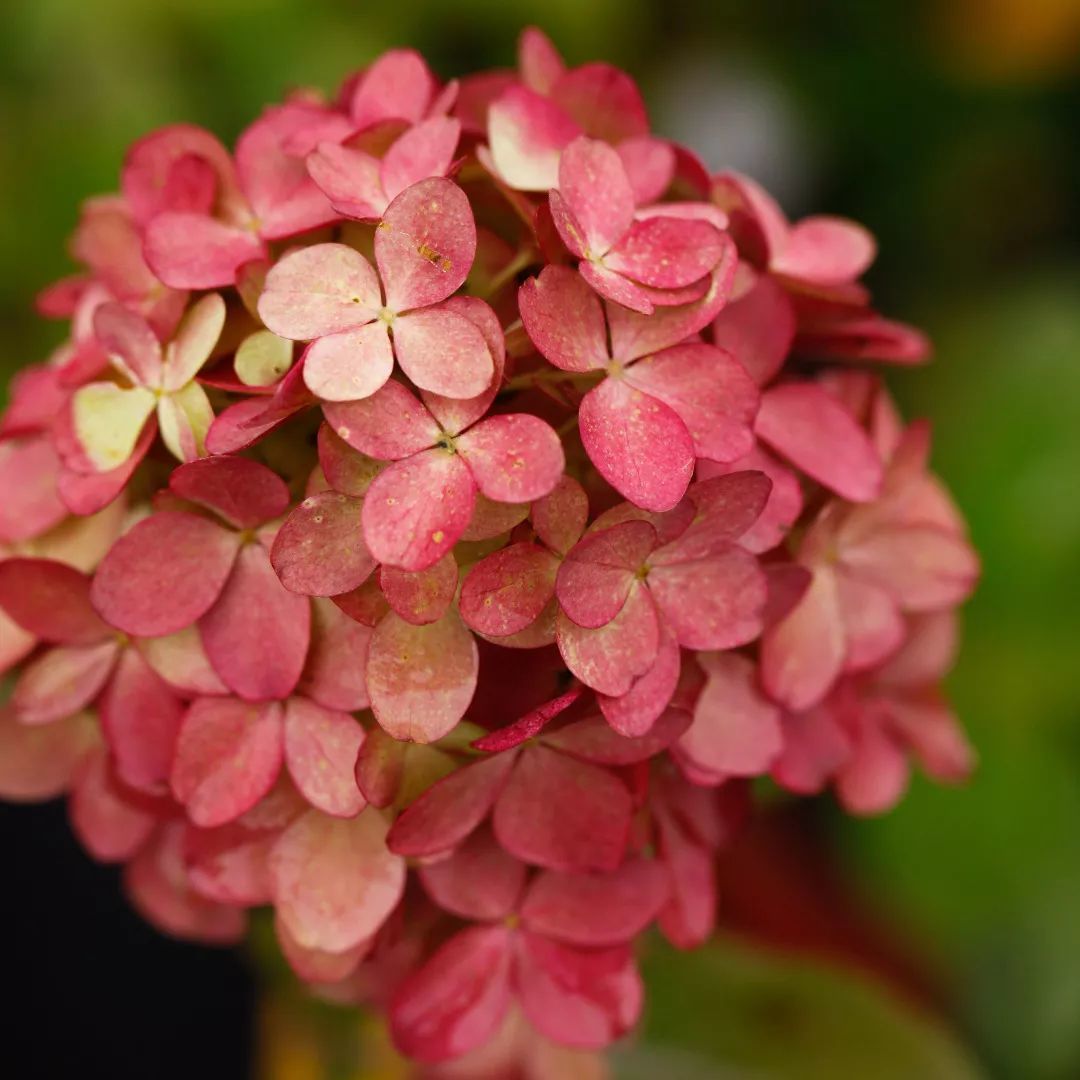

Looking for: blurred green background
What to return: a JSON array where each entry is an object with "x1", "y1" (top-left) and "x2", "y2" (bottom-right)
[{"x1": 2, "y1": 1, "x2": 1079, "y2": 1077}]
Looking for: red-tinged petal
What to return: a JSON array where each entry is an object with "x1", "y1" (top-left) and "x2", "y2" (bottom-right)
[
  {"x1": 169, "y1": 454, "x2": 290, "y2": 529},
  {"x1": 392, "y1": 306, "x2": 494, "y2": 398},
  {"x1": 362, "y1": 452, "x2": 475, "y2": 572},
  {"x1": 519, "y1": 27, "x2": 565, "y2": 92},
  {"x1": 656, "y1": 471, "x2": 773, "y2": 561},
  {"x1": 552, "y1": 61, "x2": 649, "y2": 141},
  {"x1": 618, "y1": 136, "x2": 676, "y2": 204},
  {"x1": 457, "y1": 414, "x2": 565, "y2": 505},
  {"x1": 773, "y1": 215, "x2": 876, "y2": 285},
  {"x1": 380, "y1": 554, "x2": 458, "y2": 626},
  {"x1": 518, "y1": 265, "x2": 609, "y2": 373},
  {"x1": 579, "y1": 378, "x2": 695, "y2": 513},
  {"x1": 627, "y1": 343, "x2": 758, "y2": 463},
  {"x1": 531, "y1": 474, "x2": 588, "y2": 556},
  {"x1": 556, "y1": 137, "x2": 635, "y2": 255},
  {"x1": 184, "y1": 822, "x2": 276, "y2": 906},
  {"x1": 544, "y1": 705, "x2": 690, "y2": 765},
  {"x1": 876, "y1": 610, "x2": 957, "y2": 689},
  {"x1": 0, "y1": 438, "x2": 66, "y2": 542},
  {"x1": 332, "y1": 576, "x2": 389, "y2": 628},
  {"x1": 460, "y1": 494, "x2": 530, "y2": 542},
  {"x1": 145, "y1": 212, "x2": 264, "y2": 289},
  {"x1": 835, "y1": 723, "x2": 909, "y2": 816},
  {"x1": 367, "y1": 608, "x2": 478, "y2": 743},
  {"x1": 387, "y1": 752, "x2": 515, "y2": 856},
  {"x1": 607, "y1": 216, "x2": 724, "y2": 290},
  {"x1": 323, "y1": 378, "x2": 440, "y2": 460},
  {"x1": 276, "y1": 914, "x2": 371, "y2": 984},
  {"x1": 283, "y1": 697, "x2": 365, "y2": 818},
  {"x1": 520, "y1": 857, "x2": 668, "y2": 946},
  {"x1": 317, "y1": 423, "x2": 382, "y2": 497},
  {"x1": 757, "y1": 382, "x2": 883, "y2": 502},
  {"x1": 299, "y1": 597, "x2": 372, "y2": 712},
  {"x1": 889, "y1": 698, "x2": 974, "y2": 782},
  {"x1": 0, "y1": 609, "x2": 35, "y2": 676},
  {"x1": 679, "y1": 652, "x2": 782, "y2": 778},
  {"x1": 556, "y1": 520, "x2": 656, "y2": 629},
  {"x1": 598, "y1": 622, "x2": 682, "y2": 737},
  {"x1": 647, "y1": 547, "x2": 765, "y2": 651},
  {"x1": 711, "y1": 271, "x2": 795, "y2": 386},
  {"x1": 836, "y1": 575, "x2": 905, "y2": 673},
  {"x1": 125, "y1": 823, "x2": 247, "y2": 945},
  {"x1": 171, "y1": 697, "x2": 283, "y2": 827},
  {"x1": 0, "y1": 558, "x2": 106, "y2": 644},
  {"x1": 205, "y1": 397, "x2": 297, "y2": 455},
  {"x1": 70, "y1": 748, "x2": 158, "y2": 863},
  {"x1": 99, "y1": 647, "x2": 184, "y2": 795},
  {"x1": 13, "y1": 640, "x2": 118, "y2": 726},
  {"x1": 136, "y1": 627, "x2": 228, "y2": 697},
  {"x1": 761, "y1": 565, "x2": 845, "y2": 711},
  {"x1": 390, "y1": 925, "x2": 514, "y2": 1064},
  {"x1": 376, "y1": 177, "x2": 476, "y2": 311},
  {"x1": 606, "y1": 251, "x2": 736, "y2": 363},
  {"x1": 307, "y1": 141, "x2": 384, "y2": 219},
  {"x1": 493, "y1": 743, "x2": 631, "y2": 872},
  {"x1": 488, "y1": 86, "x2": 580, "y2": 192},
  {"x1": 516, "y1": 933, "x2": 642, "y2": 1049},
  {"x1": 354, "y1": 726, "x2": 405, "y2": 809},
  {"x1": 350, "y1": 48, "x2": 436, "y2": 128},
  {"x1": 655, "y1": 806, "x2": 715, "y2": 948},
  {"x1": 200, "y1": 543, "x2": 311, "y2": 702},
  {"x1": 557, "y1": 586, "x2": 660, "y2": 697},
  {"x1": 419, "y1": 827, "x2": 526, "y2": 920},
  {"x1": 271, "y1": 492, "x2": 375, "y2": 597},
  {"x1": 258, "y1": 243, "x2": 381, "y2": 340},
  {"x1": 93, "y1": 301, "x2": 162, "y2": 386},
  {"x1": 578, "y1": 261, "x2": 654, "y2": 314},
  {"x1": 303, "y1": 323, "x2": 394, "y2": 402},
  {"x1": 460, "y1": 543, "x2": 559, "y2": 638},
  {"x1": 381, "y1": 116, "x2": 461, "y2": 203},
  {"x1": 472, "y1": 686, "x2": 586, "y2": 754},
  {"x1": 772, "y1": 700, "x2": 852, "y2": 795},
  {"x1": 271, "y1": 807, "x2": 404, "y2": 952},
  {"x1": 0, "y1": 706, "x2": 97, "y2": 802}
]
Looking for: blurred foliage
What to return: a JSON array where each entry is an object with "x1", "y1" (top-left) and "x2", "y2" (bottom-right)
[{"x1": 2, "y1": 0, "x2": 1079, "y2": 1076}]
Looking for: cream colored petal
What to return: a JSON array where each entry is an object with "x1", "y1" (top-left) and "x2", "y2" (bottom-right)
[
  {"x1": 72, "y1": 382, "x2": 157, "y2": 472},
  {"x1": 162, "y1": 292, "x2": 226, "y2": 391},
  {"x1": 158, "y1": 382, "x2": 215, "y2": 462},
  {"x1": 235, "y1": 329, "x2": 293, "y2": 387}
]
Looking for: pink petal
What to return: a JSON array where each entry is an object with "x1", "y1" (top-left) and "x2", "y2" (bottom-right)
[
  {"x1": 460, "y1": 543, "x2": 559, "y2": 638},
  {"x1": 836, "y1": 722, "x2": 909, "y2": 816},
  {"x1": 607, "y1": 216, "x2": 724, "y2": 290},
  {"x1": 303, "y1": 322, "x2": 394, "y2": 402},
  {"x1": 307, "y1": 141, "x2": 384, "y2": 219},
  {"x1": 579, "y1": 378, "x2": 695, "y2": 512},
  {"x1": 761, "y1": 564, "x2": 845, "y2": 711},
  {"x1": 171, "y1": 697, "x2": 283, "y2": 827},
  {"x1": 184, "y1": 821, "x2": 276, "y2": 906},
  {"x1": 757, "y1": 382, "x2": 883, "y2": 502},
  {"x1": 551, "y1": 62, "x2": 649, "y2": 141},
  {"x1": 0, "y1": 705, "x2": 96, "y2": 801},
  {"x1": 270, "y1": 807, "x2": 404, "y2": 952},
  {"x1": 889, "y1": 697, "x2": 974, "y2": 782},
  {"x1": 0, "y1": 558, "x2": 106, "y2": 644},
  {"x1": 493, "y1": 743, "x2": 631, "y2": 872},
  {"x1": 773, "y1": 216, "x2": 876, "y2": 285},
  {"x1": 0, "y1": 438, "x2": 66, "y2": 542},
  {"x1": 144, "y1": 212, "x2": 265, "y2": 289},
  {"x1": 618, "y1": 136, "x2": 676, "y2": 204},
  {"x1": 200, "y1": 543, "x2": 311, "y2": 702},
  {"x1": 379, "y1": 554, "x2": 458, "y2": 626},
  {"x1": 556, "y1": 520, "x2": 656, "y2": 628},
  {"x1": 624, "y1": 342, "x2": 758, "y2": 463},
  {"x1": 487, "y1": 86, "x2": 580, "y2": 192},
  {"x1": 350, "y1": 49, "x2": 436, "y2": 129},
  {"x1": 69, "y1": 748, "x2": 158, "y2": 863},
  {"x1": 162, "y1": 292, "x2": 227, "y2": 390},
  {"x1": 375, "y1": 177, "x2": 476, "y2": 311},
  {"x1": 544, "y1": 704, "x2": 690, "y2": 765},
  {"x1": 531, "y1": 474, "x2": 588, "y2": 555},
  {"x1": 0, "y1": 609, "x2": 35, "y2": 677},
  {"x1": 367, "y1": 608, "x2": 478, "y2": 743},
  {"x1": 353, "y1": 726, "x2": 405, "y2": 809},
  {"x1": 520, "y1": 857, "x2": 668, "y2": 946},
  {"x1": 460, "y1": 494, "x2": 531, "y2": 542},
  {"x1": 283, "y1": 697, "x2": 365, "y2": 818},
  {"x1": 275, "y1": 915, "x2": 371, "y2": 984},
  {"x1": 298, "y1": 597, "x2": 372, "y2": 712},
  {"x1": 387, "y1": 752, "x2": 515, "y2": 856},
  {"x1": 258, "y1": 243, "x2": 381, "y2": 340},
  {"x1": 169, "y1": 455, "x2": 290, "y2": 529},
  {"x1": 381, "y1": 116, "x2": 461, "y2": 203},
  {"x1": 472, "y1": 686, "x2": 586, "y2": 753},
  {"x1": 390, "y1": 925, "x2": 513, "y2": 1064},
  {"x1": 659, "y1": 470, "x2": 774, "y2": 560},
  {"x1": 679, "y1": 652, "x2": 782, "y2": 778},
  {"x1": 361, "y1": 451, "x2": 475, "y2": 572},
  {"x1": 555, "y1": 137, "x2": 635, "y2": 255},
  {"x1": 323, "y1": 377, "x2": 440, "y2": 460},
  {"x1": 577, "y1": 261, "x2": 654, "y2": 314},
  {"x1": 556, "y1": 585, "x2": 660, "y2": 697},
  {"x1": 271, "y1": 492, "x2": 375, "y2": 597},
  {"x1": 93, "y1": 301, "x2": 162, "y2": 386},
  {"x1": 711, "y1": 271, "x2": 795, "y2": 386},
  {"x1": 457, "y1": 414, "x2": 565, "y2": 504},
  {"x1": 317, "y1": 423, "x2": 382, "y2": 496},
  {"x1": 655, "y1": 804, "x2": 715, "y2": 948},
  {"x1": 135, "y1": 627, "x2": 228, "y2": 697},
  {"x1": 518, "y1": 27, "x2": 565, "y2": 93},
  {"x1": 516, "y1": 933, "x2": 642, "y2": 1048},
  {"x1": 836, "y1": 575, "x2": 905, "y2": 672},
  {"x1": 597, "y1": 621, "x2": 682, "y2": 737},
  {"x1": 419, "y1": 827, "x2": 526, "y2": 920},
  {"x1": 13, "y1": 641, "x2": 119, "y2": 726},
  {"x1": 517, "y1": 265, "x2": 609, "y2": 372},
  {"x1": 392, "y1": 305, "x2": 494, "y2": 398},
  {"x1": 772, "y1": 699, "x2": 852, "y2": 795},
  {"x1": 876, "y1": 610, "x2": 957, "y2": 688},
  {"x1": 99, "y1": 647, "x2": 184, "y2": 795},
  {"x1": 711, "y1": 170, "x2": 789, "y2": 264}
]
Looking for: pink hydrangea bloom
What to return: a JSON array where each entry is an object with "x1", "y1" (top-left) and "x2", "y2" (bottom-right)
[{"x1": 0, "y1": 29, "x2": 978, "y2": 1074}]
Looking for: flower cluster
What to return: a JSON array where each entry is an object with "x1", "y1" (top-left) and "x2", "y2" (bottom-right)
[{"x1": 0, "y1": 29, "x2": 978, "y2": 1075}]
